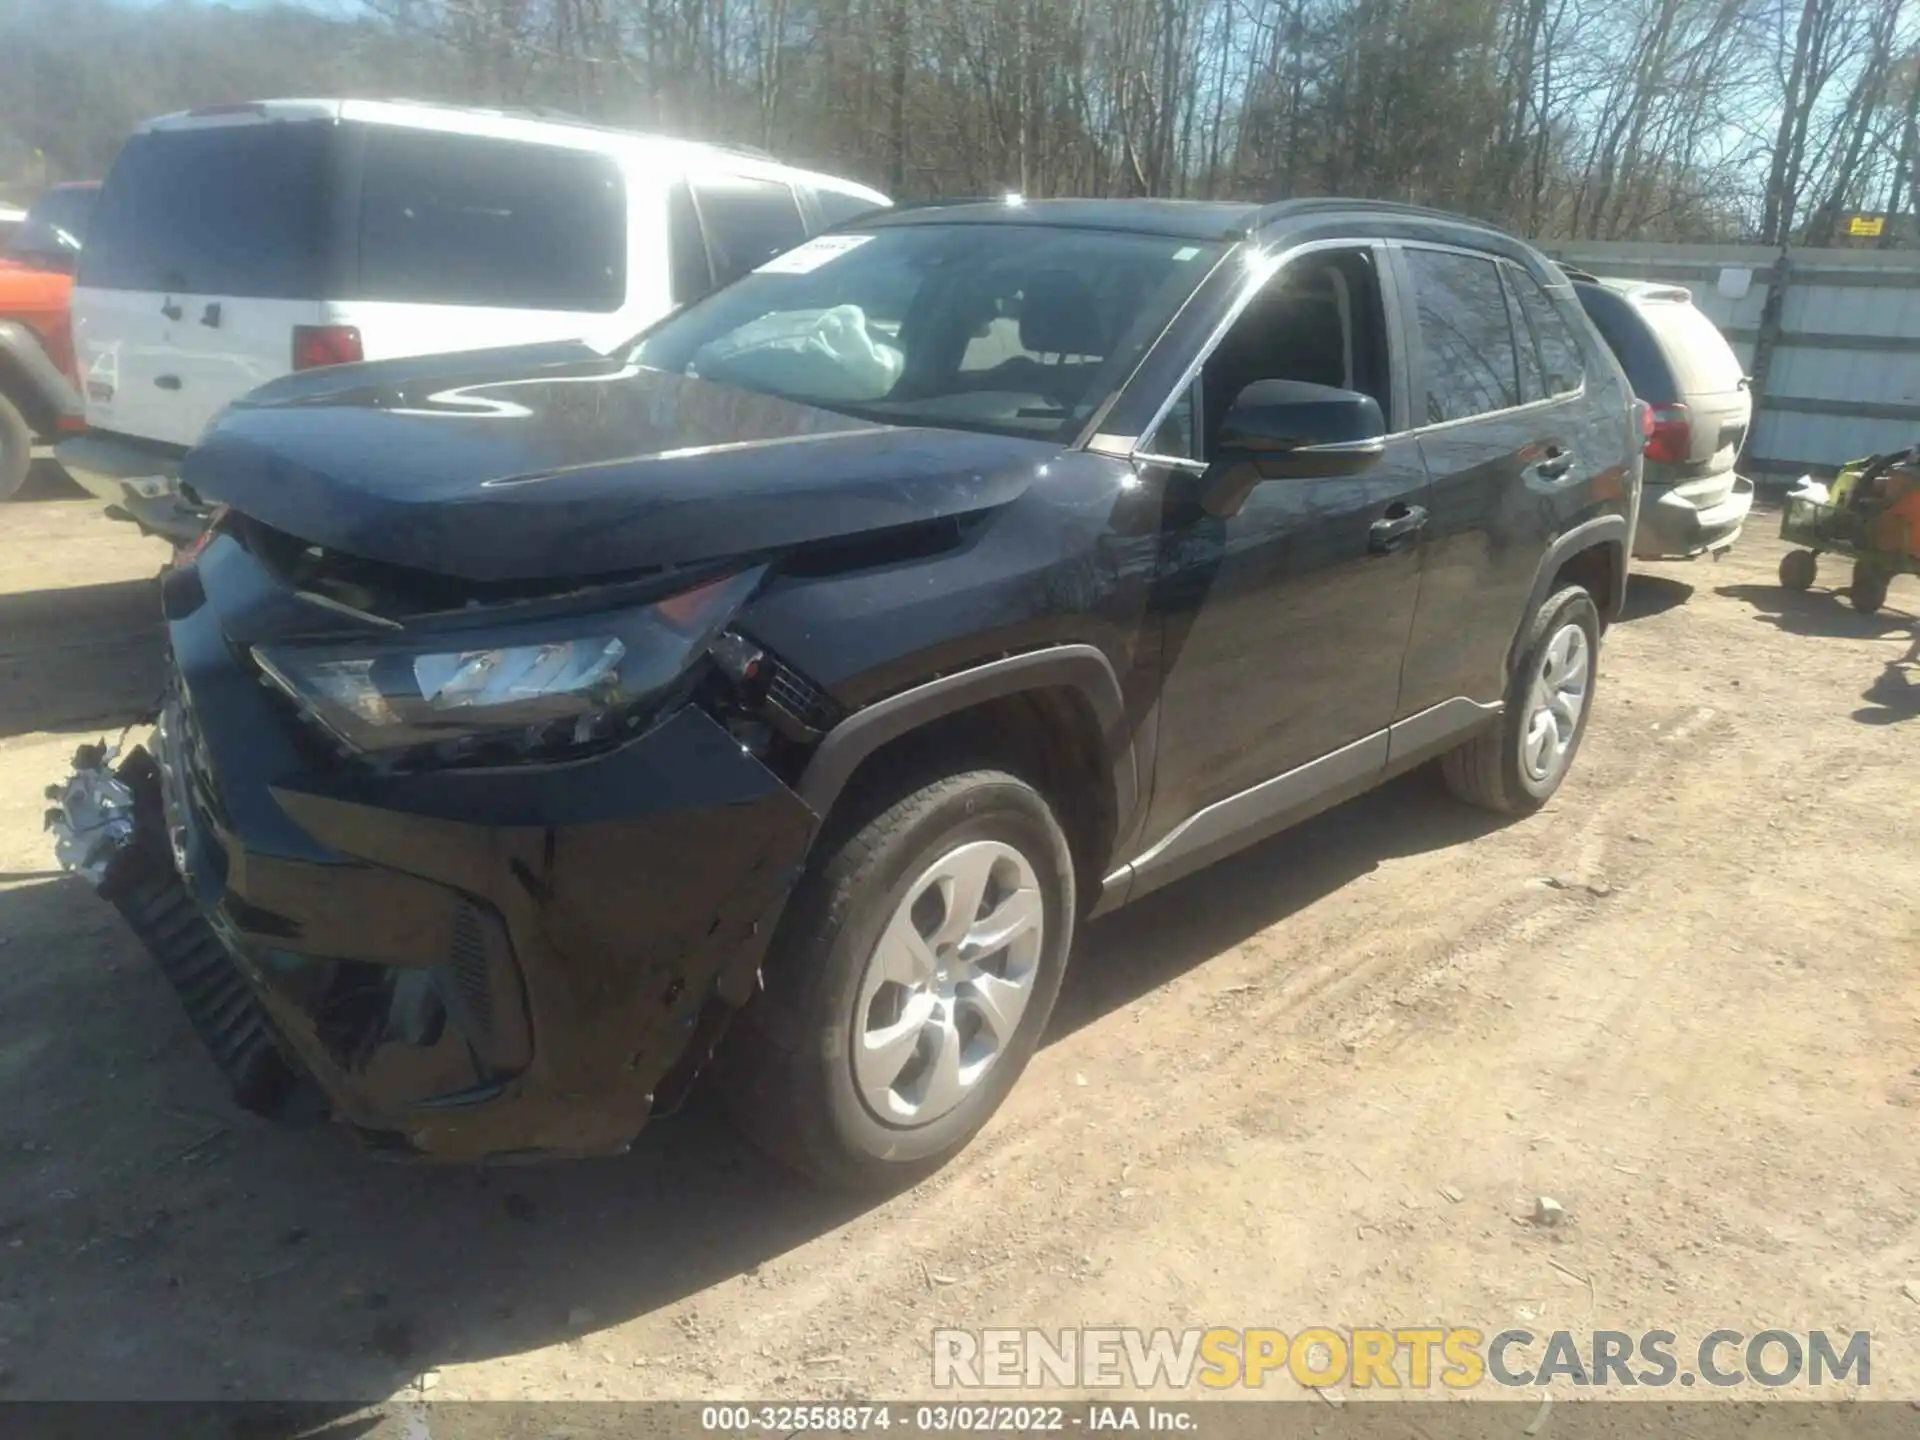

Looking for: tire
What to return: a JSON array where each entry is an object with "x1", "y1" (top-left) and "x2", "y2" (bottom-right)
[
  {"x1": 718, "y1": 768, "x2": 1076, "y2": 1190},
  {"x1": 1779, "y1": 549, "x2": 1817, "y2": 591},
  {"x1": 1850, "y1": 562, "x2": 1888, "y2": 615},
  {"x1": 1441, "y1": 585, "x2": 1601, "y2": 816},
  {"x1": 0, "y1": 389, "x2": 30, "y2": 502}
]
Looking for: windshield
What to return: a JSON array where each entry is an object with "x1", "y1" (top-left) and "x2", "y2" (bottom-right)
[{"x1": 632, "y1": 223, "x2": 1223, "y2": 440}]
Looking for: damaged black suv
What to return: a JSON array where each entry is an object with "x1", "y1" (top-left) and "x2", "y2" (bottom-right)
[{"x1": 56, "y1": 199, "x2": 1640, "y2": 1187}]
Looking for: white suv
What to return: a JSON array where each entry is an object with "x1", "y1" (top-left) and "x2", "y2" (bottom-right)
[
  {"x1": 1569, "y1": 273, "x2": 1754, "y2": 560},
  {"x1": 59, "y1": 99, "x2": 888, "y2": 540}
]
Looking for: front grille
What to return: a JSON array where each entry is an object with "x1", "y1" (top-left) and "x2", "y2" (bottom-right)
[
  {"x1": 155, "y1": 687, "x2": 228, "y2": 889},
  {"x1": 435, "y1": 897, "x2": 531, "y2": 1076},
  {"x1": 447, "y1": 900, "x2": 495, "y2": 1039}
]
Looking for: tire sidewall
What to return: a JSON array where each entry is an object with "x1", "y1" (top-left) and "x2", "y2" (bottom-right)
[
  {"x1": 0, "y1": 392, "x2": 31, "y2": 502},
  {"x1": 811, "y1": 777, "x2": 1075, "y2": 1169},
  {"x1": 1505, "y1": 587, "x2": 1601, "y2": 808}
]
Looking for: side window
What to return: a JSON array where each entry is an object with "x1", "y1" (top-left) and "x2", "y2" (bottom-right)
[
  {"x1": 1509, "y1": 266, "x2": 1586, "y2": 397},
  {"x1": 357, "y1": 129, "x2": 627, "y2": 312},
  {"x1": 1403, "y1": 248, "x2": 1521, "y2": 423},
  {"x1": 691, "y1": 174, "x2": 807, "y2": 289},
  {"x1": 667, "y1": 180, "x2": 712, "y2": 305},
  {"x1": 1506, "y1": 270, "x2": 1548, "y2": 404},
  {"x1": 1199, "y1": 247, "x2": 1391, "y2": 458}
]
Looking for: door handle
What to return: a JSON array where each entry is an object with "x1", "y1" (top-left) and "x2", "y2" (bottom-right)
[
  {"x1": 199, "y1": 302, "x2": 222, "y2": 328},
  {"x1": 160, "y1": 297, "x2": 183, "y2": 322},
  {"x1": 1368, "y1": 502, "x2": 1428, "y2": 554},
  {"x1": 1534, "y1": 446, "x2": 1575, "y2": 481},
  {"x1": 154, "y1": 374, "x2": 182, "y2": 391}
]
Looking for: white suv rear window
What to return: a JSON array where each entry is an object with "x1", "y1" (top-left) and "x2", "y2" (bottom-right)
[
  {"x1": 81, "y1": 123, "x2": 334, "y2": 298},
  {"x1": 355, "y1": 128, "x2": 628, "y2": 313}
]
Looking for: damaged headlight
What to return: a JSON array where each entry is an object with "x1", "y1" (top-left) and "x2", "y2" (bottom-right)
[{"x1": 252, "y1": 568, "x2": 763, "y2": 763}]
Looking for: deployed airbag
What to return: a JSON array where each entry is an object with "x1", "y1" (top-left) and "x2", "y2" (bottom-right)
[{"x1": 694, "y1": 306, "x2": 904, "y2": 402}]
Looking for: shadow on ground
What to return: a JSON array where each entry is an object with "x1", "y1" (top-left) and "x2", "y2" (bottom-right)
[
  {"x1": 1854, "y1": 629, "x2": 1920, "y2": 725},
  {"x1": 13, "y1": 457, "x2": 88, "y2": 502},
  {"x1": 0, "y1": 764, "x2": 1499, "y2": 1400},
  {"x1": 1618, "y1": 574, "x2": 1693, "y2": 622},
  {"x1": 1716, "y1": 581, "x2": 1916, "y2": 640},
  {"x1": 0, "y1": 575, "x2": 165, "y2": 737}
]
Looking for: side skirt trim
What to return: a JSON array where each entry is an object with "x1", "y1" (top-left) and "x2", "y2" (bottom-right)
[{"x1": 1091, "y1": 696, "x2": 1500, "y2": 917}]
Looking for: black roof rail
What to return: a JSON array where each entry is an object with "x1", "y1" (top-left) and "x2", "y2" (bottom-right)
[
  {"x1": 1251, "y1": 195, "x2": 1498, "y2": 228},
  {"x1": 879, "y1": 196, "x2": 1002, "y2": 212}
]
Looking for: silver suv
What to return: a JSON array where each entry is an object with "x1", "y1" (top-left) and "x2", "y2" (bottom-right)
[{"x1": 1571, "y1": 273, "x2": 1753, "y2": 560}]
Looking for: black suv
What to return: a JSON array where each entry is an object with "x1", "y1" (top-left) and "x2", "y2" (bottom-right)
[{"x1": 57, "y1": 199, "x2": 1640, "y2": 1187}]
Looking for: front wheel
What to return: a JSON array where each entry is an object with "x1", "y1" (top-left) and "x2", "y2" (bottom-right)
[
  {"x1": 1441, "y1": 585, "x2": 1601, "y2": 816},
  {"x1": 1779, "y1": 549, "x2": 1817, "y2": 591},
  {"x1": 718, "y1": 769, "x2": 1076, "y2": 1189}
]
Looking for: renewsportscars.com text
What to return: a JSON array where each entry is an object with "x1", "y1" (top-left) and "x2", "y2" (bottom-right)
[{"x1": 931, "y1": 1328, "x2": 1871, "y2": 1390}]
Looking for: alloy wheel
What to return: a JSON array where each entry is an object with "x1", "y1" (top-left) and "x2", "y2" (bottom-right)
[
  {"x1": 852, "y1": 839, "x2": 1045, "y2": 1127},
  {"x1": 1521, "y1": 622, "x2": 1591, "y2": 784}
]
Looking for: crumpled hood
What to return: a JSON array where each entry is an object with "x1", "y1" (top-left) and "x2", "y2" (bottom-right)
[{"x1": 180, "y1": 342, "x2": 1060, "y2": 583}]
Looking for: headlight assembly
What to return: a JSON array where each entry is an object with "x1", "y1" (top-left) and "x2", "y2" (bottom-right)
[{"x1": 252, "y1": 568, "x2": 763, "y2": 764}]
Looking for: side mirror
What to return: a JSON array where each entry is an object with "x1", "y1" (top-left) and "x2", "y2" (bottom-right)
[{"x1": 1202, "y1": 379, "x2": 1387, "y2": 517}]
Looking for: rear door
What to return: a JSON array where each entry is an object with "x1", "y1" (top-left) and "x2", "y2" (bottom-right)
[
  {"x1": 72, "y1": 114, "x2": 333, "y2": 447},
  {"x1": 1395, "y1": 243, "x2": 1588, "y2": 715}
]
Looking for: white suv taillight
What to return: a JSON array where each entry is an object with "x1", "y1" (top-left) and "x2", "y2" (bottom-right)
[
  {"x1": 292, "y1": 325, "x2": 363, "y2": 372},
  {"x1": 1644, "y1": 402, "x2": 1691, "y2": 464}
]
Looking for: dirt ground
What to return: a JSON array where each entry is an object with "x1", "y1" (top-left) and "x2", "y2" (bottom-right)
[{"x1": 0, "y1": 464, "x2": 1916, "y2": 1408}]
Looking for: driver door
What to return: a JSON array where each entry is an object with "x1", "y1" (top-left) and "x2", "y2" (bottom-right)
[{"x1": 1137, "y1": 243, "x2": 1430, "y2": 865}]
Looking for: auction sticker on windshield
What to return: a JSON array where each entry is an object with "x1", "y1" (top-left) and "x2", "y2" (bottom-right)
[{"x1": 757, "y1": 233, "x2": 877, "y2": 274}]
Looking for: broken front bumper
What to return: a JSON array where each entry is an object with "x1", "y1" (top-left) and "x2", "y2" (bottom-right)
[
  {"x1": 54, "y1": 555, "x2": 815, "y2": 1161},
  {"x1": 55, "y1": 432, "x2": 211, "y2": 546}
]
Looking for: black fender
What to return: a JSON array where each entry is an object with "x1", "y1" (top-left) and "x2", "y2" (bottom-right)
[
  {"x1": 0, "y1": 320, "x2": 82, "y2": 437},
  {"x1": 1508, "y1": 514, "x2": 1630, "y2": 674},
  {"x1": 796, "y1": 644, "x2": 1140, "y2": 848}
]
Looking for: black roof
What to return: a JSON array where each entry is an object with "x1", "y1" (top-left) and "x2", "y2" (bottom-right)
[{"x1": 860, "y1": 195, "x2": 1512, "y2": 244}]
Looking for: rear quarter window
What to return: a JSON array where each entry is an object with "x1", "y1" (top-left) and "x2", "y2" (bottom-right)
[
  {"x1": 691, "y1": 175, "x2": 808, "y2": 288},
  {"x1": 1575, "y1": 285, "x2": 1679, "y2": 403},
  {"x1": 1642, "y1": 300, "x2": 1746, "y2": 397},
  {"x1": 355, "y1": 128, "x2": 627, "y2": 313},
  {"x1": 79, "y1": 124, "x2": 335, "y2": 297}
]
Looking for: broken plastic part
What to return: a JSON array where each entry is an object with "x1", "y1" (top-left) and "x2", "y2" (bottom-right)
[{"x1": 45, "y1": 742, "x2": 139, "y2": 888}]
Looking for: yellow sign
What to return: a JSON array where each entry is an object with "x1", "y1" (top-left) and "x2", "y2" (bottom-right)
[{"x1": 1848, "y1": 215, "x2": 1886, "y2": 237}]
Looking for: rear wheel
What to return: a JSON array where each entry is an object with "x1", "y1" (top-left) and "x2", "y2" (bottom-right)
[
  {"x1": 1441, "y1": 585, "x2": 1600, "y2": 816},
  {"x1": 0, "y1": 390, "x2": 31, "y2": 502},
  {"x1": 1778, "y1": 549, "x2": 1817, "y2": 591},
  {"x1": 718, "y1": 768, "x2": 1075, "y2": 1190},
  {"x1": 1850, "y1": 562, "x2": 1889, "y2": 615}
]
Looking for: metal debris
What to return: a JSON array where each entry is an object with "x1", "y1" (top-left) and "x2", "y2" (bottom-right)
[{"x1": 45, "y1": 743, "x2": 137, "y2": 888}]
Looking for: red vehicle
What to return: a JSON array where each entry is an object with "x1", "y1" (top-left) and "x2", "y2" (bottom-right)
[{"x1": 0, "y1": 181, "x2": 98, "y2": 499}]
